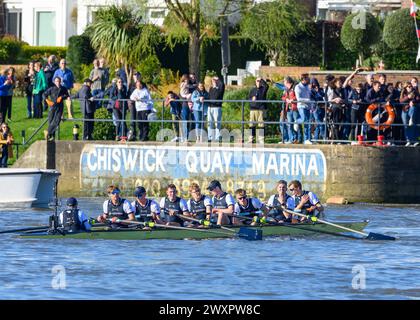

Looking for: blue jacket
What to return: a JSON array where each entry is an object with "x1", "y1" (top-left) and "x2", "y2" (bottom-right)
[
  {"x1": 53, "y1": 68, "x2": 74, "y2": 90},
  {"x1": 0, "y1": 76, "x2": 12, "y2": 97},
  {"x1": 191, "y1": 89, "x2": 209, "y2": 113}
]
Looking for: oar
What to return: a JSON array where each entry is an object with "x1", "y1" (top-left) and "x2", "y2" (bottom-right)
[
  {"x1": 283, "y1": 208, "x2": 395, "y2": 241},
  {"x1": 0, "y1": 226, "x2": 50, "y2": 234},
  {"x1": 176, "y1": 213, "x2": 243, "y2": 233},
  {"x1": 115, "y1": 219, "x2": 262, "y2": 241}
]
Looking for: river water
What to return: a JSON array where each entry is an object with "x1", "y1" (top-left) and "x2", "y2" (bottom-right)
[{"x1": 0, "y1": 198, "x2": 419, "y2": 300}]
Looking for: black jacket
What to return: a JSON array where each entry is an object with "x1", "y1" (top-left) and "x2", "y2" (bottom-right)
[
  {"x1": 249, "y1": 79, "x2": 269, "y2": 110},
  {"x1": 72, "y1": 85, "x2": 95, "y2": 114},
  {"x1": 208, "y1": 80, "x2": 225, "y2": 108},
  {"x1": 42, "y1": 85, "x2": 69, "y2": 110}
]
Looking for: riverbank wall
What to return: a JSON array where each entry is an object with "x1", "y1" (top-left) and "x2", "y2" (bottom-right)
[{"x1": 13, "y1": 140, "x2": 420, "y2": 203}]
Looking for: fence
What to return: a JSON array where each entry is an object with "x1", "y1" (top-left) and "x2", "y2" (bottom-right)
[{"x1": 21, "y1": 98, "x2": 420, "y2": 147}]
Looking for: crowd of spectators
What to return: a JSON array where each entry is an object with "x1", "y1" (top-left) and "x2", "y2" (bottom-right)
[{"x1": 0, "y1": 57, "x2": 419, "y2": 146}]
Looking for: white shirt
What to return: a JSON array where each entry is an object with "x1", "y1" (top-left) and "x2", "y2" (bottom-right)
[
  {"x1": 267, "y1": 194, "x2": 288, "y2": 208},
  {"x1": 103, "y1": 199, "x2": 134, "y2": 215},
  {"x1": 212, "y1": 193, "x2": 235, "y2": 208},
  {"x1": 295, "y1": 82, "x2": 312, "y2": 109},
  {"x1": 59, "y1": 209, "x2": 91, "y2": 231},
  {"x1": 131, "y1": 199, "x2": 161, "y2": 215},
  {"x1": 159, "y1": 197, "x2": 189, "y2": 212},
  {"x1": 234, "y1": 197, "x2": 264, "y2": 215},
  {"x1": 130, "y1": 87, "x2": 153, "y2": 111}
]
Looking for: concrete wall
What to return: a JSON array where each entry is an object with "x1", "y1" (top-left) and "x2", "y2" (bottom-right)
[{"x1": 13, "y1": 140, "x2": 420, "y2": 204}]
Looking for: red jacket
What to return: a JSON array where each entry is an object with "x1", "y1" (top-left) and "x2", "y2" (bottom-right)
[{"x1": 281, "y1": 88, "x2": 297, "y2": 112}]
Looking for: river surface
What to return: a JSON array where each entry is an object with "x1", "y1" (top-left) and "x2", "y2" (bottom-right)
[{"x1": 0, "y1": 198, "x2": 419, "y2": 300}]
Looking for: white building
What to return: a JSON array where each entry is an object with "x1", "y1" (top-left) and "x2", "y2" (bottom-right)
[{"x1": 3, "y1": 0, "x2": 77, "y2": 46}]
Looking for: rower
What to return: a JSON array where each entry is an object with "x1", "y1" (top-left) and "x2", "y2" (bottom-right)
[
  {"x1": 54, "y1": 197, "x2": 91, "y2": 233},
  {"x1": 185, "y1": 183, "x2": 212, "y2": 227},
  {"x1": 266, "y1": 180, "x2": 291, "y2": 222},
  {"x1": 132, "y1": 186, "x2": 162, "y2": 228},
  {"x1": 207, "y1": 180, "x2": 235, "y2": 225},
  {"x1": 286, "y1": 180, "x2": 324, "y2": 222},
  {"x1": 97, "y1": 185, "x2": 136, "y2": 225},
  {"x1": 233, "y1": 189, "x2": 269, "y2": 226},
  {"x1": 159, "y1": 184, "x2": 189, "y2": 226}
]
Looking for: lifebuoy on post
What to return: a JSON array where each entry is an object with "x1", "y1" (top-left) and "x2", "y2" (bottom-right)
[{"x1": 365, "y1": 103, "x2": 395, "y2": 131}]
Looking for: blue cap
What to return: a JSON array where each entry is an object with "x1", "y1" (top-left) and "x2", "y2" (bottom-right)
[
  {"x1": 134, "y1": 186, "x2": 146, "y2": 198},
  {"x1": 66, "y1": 197, "x2": 78, "y2": 207}
]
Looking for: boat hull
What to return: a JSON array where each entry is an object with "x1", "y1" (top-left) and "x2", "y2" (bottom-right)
[{"x1": 20, "y1": 221, "x2": 369, "y2": 240}]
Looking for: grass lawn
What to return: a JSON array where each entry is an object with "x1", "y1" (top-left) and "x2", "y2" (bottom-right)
[{"x1": 5, "y1": 97, "x2": 84, "y2": 165}]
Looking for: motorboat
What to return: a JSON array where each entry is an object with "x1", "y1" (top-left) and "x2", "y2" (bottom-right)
[{"x1": 0, "y1": 168, "x2": 60, "y2": 209}]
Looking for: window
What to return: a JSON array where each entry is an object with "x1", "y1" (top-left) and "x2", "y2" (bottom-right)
[
  {"x1": 37, "y1": 11, "x2": 56, "y2": 46},
  {"x1": 6, "y1": 10, "x2": 22, "y2": 39},
  {"x1": 150, "y1": 10, "x2": 166, "y2": 19}
]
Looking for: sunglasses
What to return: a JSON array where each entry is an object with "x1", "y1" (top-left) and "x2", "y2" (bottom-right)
[
  {"x1": 238, "y1": 196, "x2": 247, "y2": 200},
  {"x1": 289, "y1": 188, "x2": 295, "y2": 191}
]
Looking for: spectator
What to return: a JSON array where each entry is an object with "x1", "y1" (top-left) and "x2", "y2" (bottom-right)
[
  {"x1": 164, "y1": 91, "x2": 182, "y2": 142},
  {"x1": 179, "y1": 74, "x2": 193, "y2": 141},
  {"x1": 44, "y1": 55, "x2": 58, "y2": 88},
  {"x1": 23, "y1": 61, "x2": 36, "y2": 118},
  {"x1": 188, "y1": 73, "x2": 198, "y2": 93},
  {"x1": 53, "y1": 59, "x2": 75, "y2": 119},
  {"x1": 115, "y1": 67, "x2": 128, "y2": 88},
  {"x1": 127, "y1": 72, "x2": 142, "y2": 141},
  {"x1": 348, "y1": 83, "x2": 366, "y2": 140},
  {"x1": 191, "y1": 82, "x2": 209, "y2": 143},
  {"x1": 365, "y1": 81, "x2": 386, "y2": 141},
  {"x1": 327, "y1": 78, "x2": 346, "y2": 141},
  {"x1": 295, "y1": 73, "x2": 313, "y2": 144},
  {"x1": 378, "y1": 73, "x2": 388, "y2": 98},
  {"x1": 42, "y1": 77, "x2": 70, "y2": 141},
  {"x1": 385, "y1": 83, "x2": 403, "y2": 143},
  {"x1": 130, "y1": 80, "x2": 153, "y2": 141},
  {"x1": 411, "y1": 77, "x2": 419, "y2": 93},
  {"x1": 89, "y1": 59, "x2": 106, "y2": 110},
  {"x1": 0, "y1": 122, "x2": 13, "y2": 167},
  {"x1": 207, "y1": 76, "x2": 225, "y2": 142},
  {"x1": 0, "y1": 70, "x2": 12, "y2": 123},
  {"x1": 310, "y1": 77, "x2": 326, "y2": 141},
  {"x1": 99, "y1": 58, "x2": 110, "y2": 88},
  {"x1": 72, "y1": 79, "x2": 96, "y2": 140},
  {"x1": 400, "y1": 82, "x2": 419, "y2": 146},
  {"x1": 281, "y1": 76, "x2": 299, "y2": 144},
  {"x1": 248, "y1": 77, "x2": 269, "y2": 144},
  {"x1": 110, "y1": 78, "x2": 128, "y2": 140},
  {"x1": 32, "y1": 62, "x2": 48, "y2": 119},
  {"x1": 364, "y1": 73, "x2": 375, "y2": 93},
  {"x1": 4, "y1": 67, "x2": 16, "y2": 121}
]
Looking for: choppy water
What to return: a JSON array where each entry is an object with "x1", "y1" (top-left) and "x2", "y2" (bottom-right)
[{"x1": 0, "y1": 198, "x2": 419, "y2": 300}]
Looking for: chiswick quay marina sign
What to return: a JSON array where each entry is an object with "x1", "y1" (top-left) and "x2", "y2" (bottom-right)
[{"x1": 80, "y1": 144, "x2": 327, "y2": 200}]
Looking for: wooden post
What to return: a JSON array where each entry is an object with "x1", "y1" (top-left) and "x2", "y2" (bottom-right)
[{"x1": 46, "y1": 140, "x2": 56, "y2": 169}]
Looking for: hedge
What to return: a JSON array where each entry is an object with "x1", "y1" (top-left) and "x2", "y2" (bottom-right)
[
  {"x1": 67, "y1": 34, "x2": 96, "y2": 81},
  {"x1": 20, "y1": 45, "x2": 67, "y2": 62},
  {"x1": 0, "y1": 35, "x2": 23, "y2": 64}
]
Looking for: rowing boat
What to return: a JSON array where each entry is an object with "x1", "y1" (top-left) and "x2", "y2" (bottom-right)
[{"x1": 19, "y1": 220, "x2": 369, "y2": 240}]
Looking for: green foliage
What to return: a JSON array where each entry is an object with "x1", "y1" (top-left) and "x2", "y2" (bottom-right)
[
  {"x1": 79, "y1": 64, "x2": 93, "y2": 82},
  {"x1": 86, "y1": 5, "x2": 161, "y2": 82},
  {"x1": 239, "y1": 0, "x2": 310, "y2": 65},
  {"x1": 137, "y1": 55, "x2": 162, "y2": 85},
  {"x1": 67, "y1": 35, "x2": 96, "y2": 81},
  {"x1": 92, "y1": 107, "x2": 116, "y2": 140},
  {"x1": 340, "y1": 12, "x2": 381, "y2": 61},
  {"x1": 383, "y1": 9, "x2": 417, "y2": 51},
  {"x1": 0, "y1": 35, "x2": 24, "y2": 63},
  {"x1": 20, "y1": 45, "x2": 67, "y2": 62},
  {"x1": 383, "y1": 50, "x2": 420, "y2": 70}
]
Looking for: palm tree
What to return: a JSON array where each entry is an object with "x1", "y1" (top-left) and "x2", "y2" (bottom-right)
[{"x1": 86, "y1": 5, "x2": 161, "y2": 85}]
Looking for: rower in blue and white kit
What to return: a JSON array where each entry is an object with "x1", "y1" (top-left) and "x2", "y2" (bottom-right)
[
  {"x1": 55, "y1": 197, "x2": 91, "y2": 233},
  {"x1": 97, "y1": 185, "x2": 136, "y2": 225},
  {"x1": 233, "y1": 189, "x2": 269, "y2": 226},
  {"x1": 207, "y1": 180, "x2": 235, "y2": 225},
  {"x1": 266, "y1": 180, "x2": 292, "y2": 222},
  {"x1": 159, "y1": 184, "x2": 189, "y2": 226},
  {"x1": 185, "y1": 182, "x2": 212, "y2": 227},
  {"x1": 286, "y1": 180, "x2": 324, "y2": 222},
  {"x1": 132, "y1": 186, "x2": 162, "y2": 228}
]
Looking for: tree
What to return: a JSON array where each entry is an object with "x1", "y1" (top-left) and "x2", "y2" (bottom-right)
[
  {"x1": 383, "y1": 8, "x2": 417, "y2": 51},
  {"x1": 340, "y1": 11, "x2": 381, "y2": 66},
  {"x1": 85, "y1": 5, "x2": 161, "y2": 85},
  {"x1": 239, "y1": 0, "x2": 310, "y2": 66},
  {"x1": 163, "y1": 0, "x2": 252, "y2": 78}
]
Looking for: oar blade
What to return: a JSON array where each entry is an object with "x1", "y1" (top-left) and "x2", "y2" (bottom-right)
[
  {"x1": 366, "y1": 232, "x2": 396, "y2": 241},
  {"x1": 238, "y1": 227, "x2": 263, "y2": 241}
]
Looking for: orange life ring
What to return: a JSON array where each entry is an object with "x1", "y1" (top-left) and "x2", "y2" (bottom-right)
[{"x1": 365, "y1": 103, "x2": 395, "y2": 131}]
